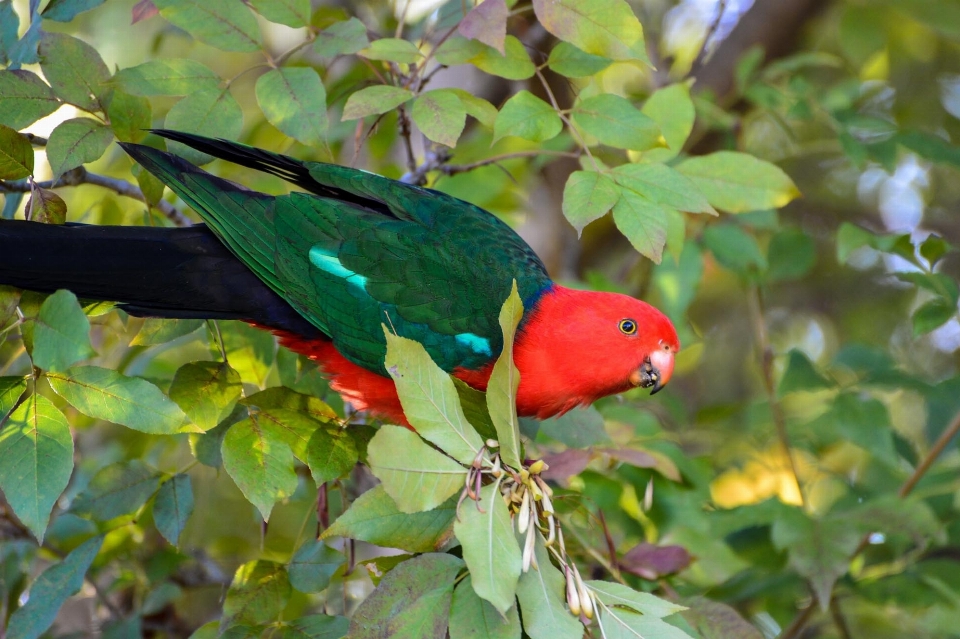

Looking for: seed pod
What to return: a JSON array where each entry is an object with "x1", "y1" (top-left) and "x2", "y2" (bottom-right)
[
  {"x1": 486, "y1": 439, "x2": 500, "y2": 448},
  {"x1": 565, "y1": 566, "x2": 581, "y2": 616},
  {"x1": 520, "y1": 469, "x2": 530, "y2": 483},
  {"x1": 538, "y1": 486, "x2": 554, "y2": 516},
  {"x1": 572, "y1": 564, "x2": 593, "y2": 619},
  {"x1": 517, "y1": 488, "x2": 531, "y2": 534},
  {"x1": 529, "y1": 481, "x2": 543, "y2": 502},
  {"x1": 522, "y1": 521, "x2": 536, "y2": 572},
  {"x1": 545, "y1": 513, "x2": 556, "y2": 546},
  {"x1": 529, "y1": 459, "x2": 545, "y2": 475},
  {"x1": 534, "y1": 474, "x2": 554, "y2": 498},
  {"x1": 644, "y1": 477, "x2": 654, "y2": 511}
]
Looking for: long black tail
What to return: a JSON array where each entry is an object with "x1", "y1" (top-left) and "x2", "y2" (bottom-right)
[{"x1": 0, "y1": 220, "x2": 325, "y2": 338}]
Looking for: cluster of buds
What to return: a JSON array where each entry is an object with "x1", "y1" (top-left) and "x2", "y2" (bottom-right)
[{"x1": 459, "y1": 440, "x2": 599, "y2": 625}]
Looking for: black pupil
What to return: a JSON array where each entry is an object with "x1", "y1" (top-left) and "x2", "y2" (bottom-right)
[{"x1": 621, "y1": 320, "x2": 635, "y2": 333}]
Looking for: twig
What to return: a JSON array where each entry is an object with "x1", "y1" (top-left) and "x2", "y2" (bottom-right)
[
  {"x1": 0, "y1": 167, "x2": 191, "y2": 227},
  {"x1": 829, "y1": 596, "x2": 853, "y2": 639},
  {"x1": 534, "y1": 69, "x2": 598, "y2": 171},
  {"x1": 396, "y1": 104, "x2": 418, "y2": 174},
  {"x1": 691, "y1": 0, "x2": 728, "y2": 69},
  {"x1": 781, "y1": 408, "x2": 960, "y2": 638},
  {"x1": 748, "y1": 285, "x2": 806, "y2": 507}
]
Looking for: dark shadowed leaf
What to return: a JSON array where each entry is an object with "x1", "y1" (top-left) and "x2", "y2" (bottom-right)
[
  {"x1": 323, "y1": 485, "x2": 458, "y2": 553},
  {"x1": 913, "y1": 298, "x2": 956, "y2": 336},
  {"x1": 222, "y1": 413, "x2": 298, "y2": 520},
  {"x1": 46, "y1": 118, "x2": 112, "y2": 178},
  {"x1": 223, "y1": 560, "x2": 292, "y2": 626},
  {"x1": 0, "y1": 70, "x2": 61, "y2": 131},
  {"x1": 48, "y1": 366, "x2": 187, "y2": 434},
  {"x1": 702, "y1": 224, "x2": 766, "y2": 275},
  {"x1": 680, "y1": 597, "x2": 765, "y2": 639},
  {"x1": 778, "y1": 350, "x2": 833, "y2": 395},
  {"x1": 26, "y1": 187, "x2": 67, "y2": 225},
  {"x1": 154, "y1": 473, "x2": 193, "y2": 546},
  {"x1": 0, "y1": 124, "x2": 34, "y2": 179},
  {"x1": 540, "y1": 449, "x2": 591, "y2": 482},
  {"x1": 131, "y1": 318, "x2": 203, "y2": 345},
  {"x1": 5, "y1": 535, "x2": 102, "y2": 639},
  {"x1": 349, "y1": 553, "x2": 463, "y2": 639},
  {"x1": 0, "y1": 394, "x2": 73, "y2": 542},
  {"x1": 288, "y1": 540, "x2": 345, "y2": 593},
  {"x1": 38, "y1": 32, "x2": 110, "y2": 110},
  {"x1": 312, "y1": 17, "x2": 369, "y2": 57},
  {"x1": 41, "y1": 0, "x2": 104, "y2": 21},
  {"x1": 279, "y1": 615, "x2": 349, "y2": 639},
  {"x1": 256, "y1": 67, "x2": 327, "y2": 147},
  {"x1": 767, "y1": 227, "x2": 816, "y2": 281},
  {"x1": 306, "y1": 424, "x2": 357, "y2": 484},
  {"x1": 111, "y1": 59, "x2": 221, "y2": 96},
  {"x1": 30, "y1": 289, "x2": 93, "y2": 371},
  {"x1": 0, "y1": 375, "x2": 26, "y2": 419},
  {"x1": 619, "y1": 543, "x2": 692, "y2": 580},
  {"x1": 458, "y1": 0, "x2": 507, "y2": 54},
  {"x1": 72, "y1": 460, "x2": 162, "y2": 521},
  {"x1": 0, "y1": 286, "x2": 20, "y2": 331},
  {"x1": 243, "y1": 386, "x2": 338, "y2": 421},
  {"x1": 153, "y1": 0, "x2": 262, "y2": 52},
  {"x1": 450, "y1": 575, "x2": 521, "y2": 639},
  {"x1": 169, "y1": 361, "x2": 242, "y2": 432},
  {"x1": 547, "y1": 41, "x2": 611, "y2": 77}
]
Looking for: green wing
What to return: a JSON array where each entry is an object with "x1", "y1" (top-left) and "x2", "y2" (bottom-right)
[{"x1": 124, "y1": 134, "x2": 552, "y2": 373}]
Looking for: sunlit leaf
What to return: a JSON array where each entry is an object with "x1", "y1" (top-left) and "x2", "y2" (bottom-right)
[
  {"x1": 49, "y1": 366, "x2": 187, "y2": 433},
  {"x1": 341, "y1": 85, "x2": 413, "y2": 120},
  {"x1": 612, "y1": 163, "x2": 715, "y2": 214},
  {"x1": 132, "y1": 318, "x2": 203, "y2": 345},
  {"x1": 359, "y1": 37, "x2": 422, "y2": 64},
  {"x1": 154, "y1": 0, "x2": 262, "y2": 52},
  {"x1": 256, "y1": 67, "x2": 327, "y2": 147},
  {"x1": 222, "y1": 414, "x2": 298, "y2": 520},
  {"x1": 223, "y1": 560, "x2": 292, "y2": 626},
  {"x1": 641, "y1": 82, "x2": 695, "y2": 161},
  {"x1": 248, "y1": 0, "x2": 310, "y2": 28},
  {"x1": 459, "y1": 0, "x2": 507, "y2": 53},
  {"x1": 547, "y1": 41, "x2": 611, "y2": 77},
  {"x1": 38, "y1": 32, "x2": 109, "y2": 110},
  {"x1": 26, "y1": 187, "x2": 67, "y2": 225},
  {"x1": 586, "y1": 580, "x2": 685, "y2": 617},
  {"x1": 46, "y1": 117, "x2": 112, "y2": 178},
  {"x1": 366, "y1": 425, "x2": 467, "y2": 513},
  {"x1": 154, "y1": 473, "x2": 193, "y2": 546},
  {"x1": 164, "y1": 88, "x2": 243, "y2": 165},
  {"x1": 676, "y1": 152, "x2": 800, "y2": 213},
  {"x1": 561, "y1": 170, "x2": 618, "y2": 235},
  {"x1": 493, "y1": 91, "x2": 562, "y2": 144},
  {"x1": 486, "y1": 282, "x2": 523, "y2": 468},
  {"x1": 111, "y1": 59, "x2": 221, "y2": 96},
  {"x1": 322, "y1": 485, "x2": 457, "y2": 553},
  {"x1": 288, "y1": 540, "x2": 344, "y2": 594},
  {"x1": 72, "y1": 460, "x2": 162, "y2": 521},
  {"x1": 306, "y1": 424, "x2": 357, "y2": 484},
  {"x1": 0, "y1": 394, "x2": 73, "y2": 542},
  {"x1": 455, "y1": 482, "x2": 521, "y2": 614},
  {"x1": 596, "y1": 607, "x2": 693, "y2": 639},
  {"x1": 349, "y1": 553, "x2": 463, "y2": 639},
  {"x1": 412, "y1": 89, "x2": 466, "y2": 147},
  {"x1": 573, "y1": 94, "x2": 663, "y2": 151},
  {"x1": 5, "y1": 536, "x2": 102, "y2": 639},
  {"x1": 0, "y1": 124, "x2": 34, "y2": 179},
  {"x1": 532, "y1": 0, "x2": 648, "y2": 63},
  {"x1": 30, "y1": 289, "x2": 94, "y2": 371},
  {"x1": 169, "y1": 361, "x2": 242, "y2": 432},
  {"x1": 312, "y1": 17, "x2": 369, "y2": 57},
  {"x1": 105, "y1": 90, "x2": 152, "y2": 143}
]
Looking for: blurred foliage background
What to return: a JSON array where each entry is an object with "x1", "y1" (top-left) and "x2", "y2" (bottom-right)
[{"x1": 2, "y1": 0, "x2": 960, "y2": 637}]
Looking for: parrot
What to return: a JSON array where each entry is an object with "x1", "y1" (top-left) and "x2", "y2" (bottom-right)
[{"x1": 0, "y1": 130, "x2": 679, "y2": 426}]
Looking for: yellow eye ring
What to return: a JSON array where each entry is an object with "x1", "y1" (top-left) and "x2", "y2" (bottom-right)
[{"x1": 619, "y1": 319, "x2": 637, "y2": 335}]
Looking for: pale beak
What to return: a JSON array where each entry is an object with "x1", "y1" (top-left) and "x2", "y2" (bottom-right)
[{"x1": 630, "y1": 350, "x2": 675, "y2": 395}]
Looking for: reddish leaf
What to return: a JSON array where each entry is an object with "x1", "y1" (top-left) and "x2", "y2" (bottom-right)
[
  {"x1": 540, "y1": 448, "x2": 591, "y2": 482},
  {"x1": 26, "y1": 187, "x2": 66, "y2": 224},
  {"x1": 602, "y1": 447, "x2": 658, "y2": 468},
  {"x1": 131, "y1": 0, "x2": 158, "y2": 24},
  {"x1": 458, "y1": 0, "x2": 507, "y2": 54},
  {"x1": 619, "y1": 543, "x2": 692, "y2": 580}
]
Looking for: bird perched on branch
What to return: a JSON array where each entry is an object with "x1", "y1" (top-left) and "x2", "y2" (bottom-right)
[{"x1": 0, "y1": 131, "x2": 679, "y2": 425}]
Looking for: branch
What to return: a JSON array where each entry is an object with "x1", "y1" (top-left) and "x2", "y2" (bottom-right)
[{"x1": 0, "y1": 166, "x2": 191, "y2": 227}]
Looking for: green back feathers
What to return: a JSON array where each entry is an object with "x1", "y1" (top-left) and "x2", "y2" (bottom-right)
[{"x1": 122, "y1": 132, "x2": 553, "y2": 374}]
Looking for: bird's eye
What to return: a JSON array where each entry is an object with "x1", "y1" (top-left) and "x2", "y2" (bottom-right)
[{"x1": 618, "y1": 319, "x2": 637, "y2": 335}]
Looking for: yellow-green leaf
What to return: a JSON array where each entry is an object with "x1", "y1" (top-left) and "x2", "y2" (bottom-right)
[
  {"x1": 412, "y1": 89, "x2": 466, "y2": 148},
  {"x1": 0, "y1": 124, "x2": 33, "y2": 180},
  {"x1": 493, "y1": 90, "x2": 562, "y2": 144},
  {"x1": 154, "y1": 0, "x2": 262, "y2": 52},
  {"x1": 256, "y1": 67, "x2": 327, "y2": 147},
  {"x1": 46, "y1": 117, "x2": 112, "y2": 178},
  {"x1": 676, "y1": 151, "x2": 801, "y2": 213},
  {"x1": 532, "y1": 0, "x2": 648, "y2": 63},
  {"x1": 222, "y1": 413, "x2": 298, "y2": 520},
  {"x1": 573, "y1": 94, "x2": 663, "y2": 151},
  {"x1": 486, "y1": 282, "x2": 523, "y2": 469},
  {"x1": 562, "y1": 170, "x2": 620, "y2": 235},
  {"x1": 341, "y1": 85, "x2": 413, "y2": 120}
]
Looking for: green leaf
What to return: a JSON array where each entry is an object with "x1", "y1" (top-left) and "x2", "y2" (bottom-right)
[
  {"x1": 280, "y1": 615, "x2": 349, "y2": 639},
  {"x1": 222, "y1": 413, "x2": 298, "y2": 520},
  {"x1": 676, "y1": 152, "x2": 800, "y2": 213},
  {"x1": 223, "y1": 560, "x2": 292, "y2": 626},
  {"x1": 573, "y1": 94, "x2": 663, "y2": 151},
  {"x1": 446, "y1": 89, "x2": 497, "y2": 129},
  {"x1": 38, "y1": 32, "x2": 110, "y2": 111},
  {"x1": 0, "y1": 70, "x2": 61, "y2": 132},
  {"x1": 164, "y1": 88, "x2": 243, "y2": 165},
  {"x1": 412, "y1": 90, "x2": 466, "y2": 147},
  {"x1": 562, "y1": 170, "x2": 619, "y2": 235},
  {"x1": 0, "y1": 0, "x2": 17, "y2": 65},
  {"x1": 322, "y1": 485, "x2": 457, "y2": 553},
  {"x1": 341, "y1": 85, "x2": 413, "y2": 120},
  {"x1": 486, "y1": 283, "x2": 524, "y2": 468},
  {"x1": 701, "y1": 224, "x2": 766, "y2": 275},
  {"x1": 493, "y1": 91, "x2": 562, "y2": 144},
  {"x1": 597, "y1": 608, "x2": 694, "y2": 639},
  {"x1": 72, "y1": 460, "x2": 162, "y2": 521},
  {"x1": 242, "y1": 386, "x2": 338, "y2": 422},
  {"x1": 454, "y1": 482, "x2": 521, "y2": 615},
  {"x1": 25, "y1": 187, "x2": 67, "y2": 224},
  {"x1": 384, "y1": 331, "x2": 484, "y2": 465},
  {"x1": 306, "y1": 424, "x2": 357, "y2": 484},
  {"x1": 288, "y1": 540, "x2": 345, "y2": 594},
  {"x1": 154, "y1": 0, "x2": 262, "y2": 52},
  {"x1": 681, "y1": 597, "x2": 765, "y2": 639},
  {"x1": 46, "y1": 118, "x2": 112, "y2": 178},
  {"x1": 312, "y1": 17, "x2": 369, "y2": 58},
  {"x1": 255, "y1": 408, "x2": 323, "y2": 462},
  {"x1": 0, "y1": 394, "x2": 73, "y2": 542},
  {"x1": 5, "y1": 535, "x2": 102, "y2": 639},
  {"x1": 586, "y1": 581, "x2": 686, "y2": 618},
  {"x1": 919, "y1": 234, "x2": 952, "y2": 267},
  {"x1": 249, "y1": 0, "x2": 310, "y2": 27},
  {"x1": 613, "y1": 163, "x2": 715, "y2": 214},
  {"x1": 359, "y1": 38, "x2": 422, "y2": 64},
  {"x1": 132, "y1": 318, "x2": 203, "y2": 345},
  {"x1": 459, "y1": 0, "x2": 507, "y2": 54},
  {"x1": 0, "y1": 124, "x2": 34, "y2": 179},
  {"x1": 767, "y1": 227, "x2": 816, "y2": 281},
  {"x1": 547, "y1": 41, "x2": 611, "y2": 77},
  {"x1": 256, "y1": 67, "x2": 327, "y2": 147},
  {"x1": 0, "y1": 375, "x2": 26, "y2": 420},
  {"x1": 0, "y1": 285, "x2": 20, "y2": 332},
  {"x1": 154, "y1": 473, "x2": 193, "y2": 546},
  {"x1": 49, "y1": 367, "x2": 185, "y2": 435},
  {"x1": 450, "y1": 575, "x2": 521, "y2": 639},
  {"x1": 349, "y1": 553, "x2": 463, "y2": 639},
  {"x1": 30, "y1": 289, "x2": 94, "y2": 371},
  {"x1": 895, "y1": 272, "x2": 960, "y2": 305},
  {"x1": 366, "y1": 425, "x2": 467, "y2": 513},
  {"x1": 169, "y1": 361, "x2": 242, "y2": 432},
  {"x1": 111, "y1": 59, "x2": 221, "y2": 96},
  {"x1": 535, "y1": 405, "x2": 611, "y2": 447},
  {"x1": 612, "y1": 189, "x2": 669, "y2": 263},
  {"x1": 469, "y1": 35, "x2": 536, "y2": 80},
  {"x1": 778, "y1": 350, "x2": 833, "y2": 395},
  {"x1": 105, "y1": 90, "x2": 152, "y2": 143},
  {"x1": 516, "y1": 535, "x2": 583, "y2": 639},
  {"x1": 41, "y1": 0, "x2": 105, "y2": 21},
  {"x1": 641, "y1": 82, "x2": 695, "y2": 162},
  {"x1": 913, "y1": 298, "x2": 956, "y2": 336},
  {"x1": 532, "y1": 0, "x2": 648, "y2": 63}
]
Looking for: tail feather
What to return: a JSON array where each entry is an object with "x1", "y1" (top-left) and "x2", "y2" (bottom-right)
[{"x1": 0, "y1": 220, "x2": 325, "y2": 339}]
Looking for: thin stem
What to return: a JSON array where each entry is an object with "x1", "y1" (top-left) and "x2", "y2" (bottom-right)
[
  {"x1": 534, "y1": 69, "x2": 597, "y2": 171},
  {"x1": 748, "y1": 285, "x2": 806, "y2": 508},
  {"x1": 830, "y1": 596, "x2": 853, "y2": 639}
]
